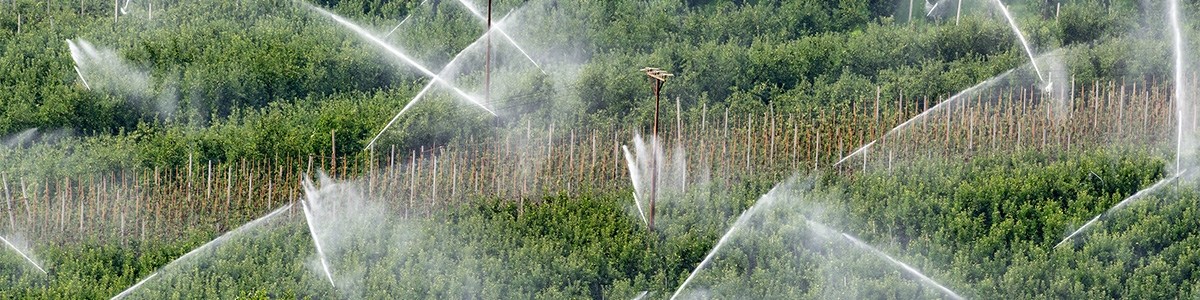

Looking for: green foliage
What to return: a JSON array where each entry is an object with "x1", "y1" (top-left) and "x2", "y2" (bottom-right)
[
  {"x1": 1, "y1": 1, "x2": 1199, "y2": 298},
  {"x1": 0, "y1": 0, "x2": 1180, "y2": 168},
  {"x1": 0, "y1": 150, "x2": 1198, "y2": 298}
]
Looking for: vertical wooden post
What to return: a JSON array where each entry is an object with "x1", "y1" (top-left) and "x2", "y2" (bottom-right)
[
  {"x1": 969, "y1": 98, "x2": 975, "y2": 152},
  {"x1": 546, "y1": 122, "x2": 554, "y2": 192},
  {"x1": 723, "y1": 107, "x2": 729, "y2": 180},
  {"x1": 523, "y1": 123, "x2": 530, "y2": 216},
  {"x1": 746, "y1": 114, "x2": 753, "y2": 173},
  {"x1": 610, "y1": 129, "x2": 617, "y2": 187},
  {"x1": 874, "y1": 86, "x2": 881, "y2": 138},
  {"x1": 650, "y1": 82, "x2": 658, "y2": 231},
  {"x1": 206, "y1": 160, "x2": 213, "y2": 205},
  {"x1": 430, "y1": 152, "x2": 437, "y2": 217},
  {"x1": 248, "y1": 162, "x2": 255, "y2": 213},
  {"x1": 20, "y1": 179, "x2": 30, "y2": 230},
  {"x1": 769, "y1": 107, "x2": 776, "y2": 168},
  {"x1": 2, "y1": 174, "x2": 11, "y2": 231},
  {"x1": 60, "y1": 177, "x2": 67, "y2": 234},
  {"x1": 676, "y1": 96, "x2": 684, "y2": 147},
  {"x1": 80, "y1": 177, "x2": 87, "y2": 236},
  {"x1": 1115, "y1": 81, "x2": 1125, "y2": 137},
  {"x1": 225, "y1": 166, "x2": 232, "y2": 219},
  {"x1": 331, "y1": 129, "x2": 337, "y2": 176},
  {"x1": 569, "y1": 130, "x2": 576, "y2": 192},
  {"x1": 119, "y1": 178, "x2": 125, "y2": 244},
  {"x1": 814, "y1": 117, "x2": 821, "y2": 170},
  {"x1": 1143, "y1": 81, "x2": 1150, "y2": 135},
  {"x1": 792, "y1": 116, "x2": 799, "y2": 169},
  {"x1": 187, "y1": 153, "x2": 193, "y2": 216},
  {"x1": 409, "y1": 150, "x2": 416, "y2": 218},
  {"x1": 945, "y1": 99, "x2": 951, "y2": 149},
  {"x1": 34, "y1": 180, "x2": 48, "y2": 237},
  {"x1": 1017, "y1": 88, "x2": 1024, "y2": 147},
  {"x1": 591, "y1": 131, "x2": 597, "y2": 182},
  {"x1": 268, "y1": 169, "x2": 275, "y2": 210}
]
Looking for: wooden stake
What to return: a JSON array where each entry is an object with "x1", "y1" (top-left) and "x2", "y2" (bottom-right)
[
  {"x1": 409, "y1": 150, "x2": 416, "y2": 218},
  {"x1": 225, "y1": 166, "x2": 232, "y2": 218},
  {"x1": 814, "y1": 118, "x2": 821, "y2": 170},
  {"x1": 206, "y1": 160, "x2": 213, "y2": 204},
  {"x1": 739, "y1": 113, "x2": 748, "y2": 172},
  {"x1": 2, "y1": 173, "x2": 12, "y2": 231},
  {"x1": 187, "y1": 153, "x2": 193, "y2": 215},
  {"x1": 770, "y1": 107, "x2": 776, "y2": 166},
  {"x1": 676, "y1": 96, "x2": 684, "y2": 146},
  {"x1": 248, "y1": 163, "x2": 255, "y2": 213},
  {"x1": 591, "y1": 131, "x2": 597, "y2": 182},
  {"x1": 331, "y1": 129, "x2": 337, "y2": 176},
  {"x1": 20, "y1": 179, "x2": 30, "y2": 230},
  {"x1": 60, "y1": 177, "x2": 67, "y2": 234},
  {"x1": 431, "y1": 151, "x2": 438, "y2": 217}
]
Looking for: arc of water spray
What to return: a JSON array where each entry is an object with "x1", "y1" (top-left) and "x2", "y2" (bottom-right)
[
  {"x1": 632, "y1": 291, "x2": 649, "y2": 300},
  {"x1": 117, "y1": 0, "x2": 130, "y2": 14},
  {"x1": 804, "y1": 220, "x2": 963, "y2": 299},
  {"x1": 1055, "y1": 171, "x2": 1186, "y2": 248},
  {"x1": 300, "y1": 188, "x2": 338, "y2": 286},
  {"x1": 1171, "y1": 0, "x2": 1189, "y2": 173},
  {"x1": 926, "y1": 0, "x2": 942, "y2": 17},
  {"x1": 0, "y1": 235, "x2": 47, "y2": 274},
  {"x1": 383, "y1": 15, "x2": 414, "y2": 39},
  {"x1": 365, "y1": 13, "x2": 514, "y2": 150},
  {"x1": 670, "y1": 190, "x2": 784, "y2": 300},
  {"x1": 834, "y1": 141, "x2": 875, "y2": 167},
  {"x1": 452, "y1": 0, "x2": 547, "y2": 75},
  {"x1": 73, "y1": 66, "x2": 92, "y2": 90},
  {"x1": 833, "y1": 71, "x2": 1012, "y2": 167},
  {"x1": 382, "y1": 0, "x2": 429, "y2": 38},
  {"x1": 991, "y1": 0, "x2": 1045, "y2": 85},
  {"x1": 622, "y1": 145, "x2": 649, "y2": 225},
  {"x1": 111, "y1": 204, "x2": 293, "y2": 299},
  {"x1": 306, "y1": 4, "x2": 494, "y2": 117},
  {"x1": 110, "y1": 273, "x2": 157, "y2": 300},
  {"x1": 66, "y1": 40, "x2": 95, "y2": 91},
  {"x1": 839, "y1": 232, "x2": 964, "y2": 300}
]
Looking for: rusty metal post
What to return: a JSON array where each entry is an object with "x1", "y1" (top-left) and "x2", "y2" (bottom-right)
[
  {"x1": 641, "y1": 67, "x2": 672, "y2": 233},
  {"x1": 650, "y1": 76, "x2": 659, "y2": 232}
]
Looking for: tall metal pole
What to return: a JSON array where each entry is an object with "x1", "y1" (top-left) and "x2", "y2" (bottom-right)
[
  {"x1": 650, "y1": 77, "x2": 659, "y2": 232},
  {"x1": 486, "y1": 0, "x2": 492, "y2": 104},
  {"x1": 640, "y1": 67, "x2": 671, "y2": 233}
]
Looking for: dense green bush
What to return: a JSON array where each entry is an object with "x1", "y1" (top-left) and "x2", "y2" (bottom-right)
[
  {"x1": 1, "y1": 149, "x2": 1194, "y2": 298},
  {"x1": 1, "y1": 1, "x2": 1199, "y2": 298},
  {"x1": 0, "y1": 0, "x2": 1184, "y2": 168}
]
